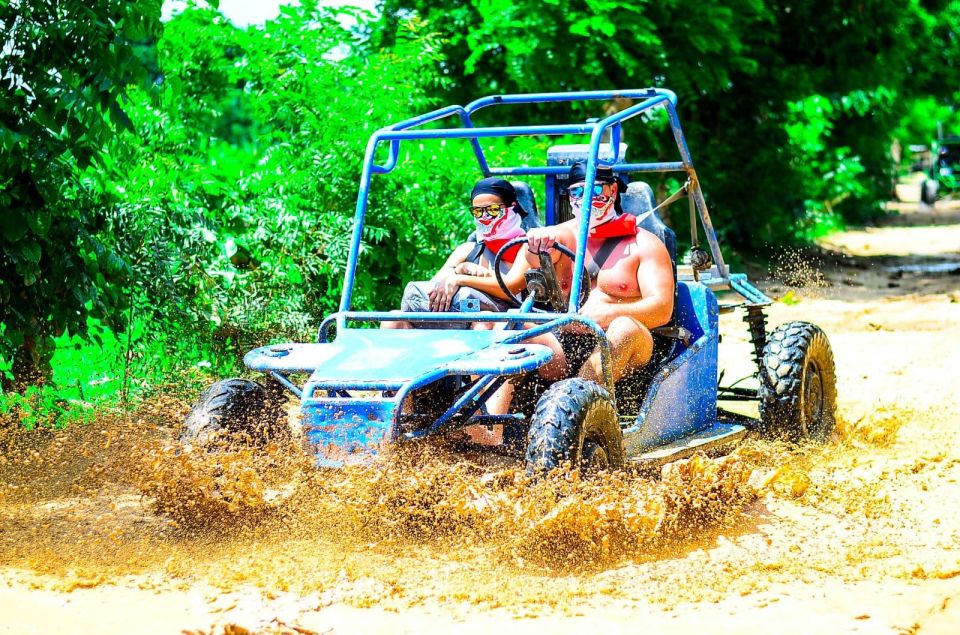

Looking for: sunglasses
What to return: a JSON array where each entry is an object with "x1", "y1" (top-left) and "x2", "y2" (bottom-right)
[
  {"x1": 469, "y1": 203, "x2": 511, "y2": 219},
  {"x1": 567, "y1": 182, "x2": 610, "y2": 199}
]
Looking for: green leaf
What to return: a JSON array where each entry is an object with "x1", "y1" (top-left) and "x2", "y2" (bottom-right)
[
  {"x1": 21, "y1": 241, "x2": 42, "y2": 264},
  {"x1": 0, "y1": 212, "x2": 29, "y2": 242},
  {"x1": 109, "y1": 101, "x2": 135, "y2": 133},
  {"x1": 285, "y1": 262, "x2": 304, "y2": 285}
]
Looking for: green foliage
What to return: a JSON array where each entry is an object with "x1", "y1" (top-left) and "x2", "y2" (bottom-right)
[
  {"x1": 897, "y1": 97, "x2": 960, "y2": 147},
  {"x1": 0, "y1": 0, "x2": 163, "y2": 387},
  {"x1": 5, "y1": 0, "x2": 960, "y2": 410},
  {"x1": 94, "y1": 2, "x2": 540, "y2": 369},
  {"x1": 379, "y1": 0, "x2": 956, "y2": 248}
]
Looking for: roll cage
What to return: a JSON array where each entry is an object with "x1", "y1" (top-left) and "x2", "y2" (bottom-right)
[{"x1": 335, "y1": 89, "x2": 750, "y2": 324}]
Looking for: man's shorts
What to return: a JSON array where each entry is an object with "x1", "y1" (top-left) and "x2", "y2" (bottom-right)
[{"x1": 399, "y1": 281, "x2": 512, "y2": 329}]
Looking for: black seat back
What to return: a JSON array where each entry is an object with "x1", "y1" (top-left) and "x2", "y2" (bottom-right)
[
  {"x1": 510, "y1": 180, "x2": 541, "y2": 230},
  {"x1": 619, "y1": 181, "x2": 676, "y2": 272}
]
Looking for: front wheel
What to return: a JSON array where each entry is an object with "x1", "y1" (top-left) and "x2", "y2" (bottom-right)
[
  {"x1": 525, "y1": 378, "x2": 625, "y2": 476},
  {"x1": 181, "y1": 378, "x2": 288, "y2": 448},
  {"x1": 758, "y1": 322, "x2": 837, "y2": 442}
]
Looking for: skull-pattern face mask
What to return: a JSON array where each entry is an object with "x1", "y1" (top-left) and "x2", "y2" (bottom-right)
[{"x1": 569, "y1": 181, "x2": 618, "y2": 229}]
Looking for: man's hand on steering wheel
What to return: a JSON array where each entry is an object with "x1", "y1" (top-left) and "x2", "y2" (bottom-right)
[
  {"x1": 526, "y1": 227, "x2": 565, "y2": 261},
  {"x1": 493, "y1": 235, "x2": 584, "y2": 312}
]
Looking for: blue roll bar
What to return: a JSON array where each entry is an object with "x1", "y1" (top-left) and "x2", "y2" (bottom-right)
[{"x1": 338, "y1": 88, "x2": 728, "y2": 322}]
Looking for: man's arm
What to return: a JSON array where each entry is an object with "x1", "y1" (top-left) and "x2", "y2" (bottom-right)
[{"x1": 580, "y1": 234, "x2": 674, "y2": 329}]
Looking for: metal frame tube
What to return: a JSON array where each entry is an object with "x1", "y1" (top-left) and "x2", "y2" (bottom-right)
[
  {"x1": 378, "y1": 123, "x2": 595, "y2": 141},
  {"x1": 487, "y1": 162, "x2": 686, "y2": 176},
  {"x1": 415, "y1": 375, "x2": 507, "y2": 438},
  {"x1": 269, "y1": 371, "x2": 302, "y2": 399},
  {"x1": 463, "y1": 89, "x2": 677, "y2": 115}
]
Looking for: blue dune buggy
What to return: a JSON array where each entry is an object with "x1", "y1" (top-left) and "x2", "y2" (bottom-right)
[{"x1": 182, "y1": 89, "x2": 837, "y2": 473}]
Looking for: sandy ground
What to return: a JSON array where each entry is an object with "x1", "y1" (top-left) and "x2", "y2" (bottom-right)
[{"x1": 2, "y1": 198, "x2": 960, "y2": 634}]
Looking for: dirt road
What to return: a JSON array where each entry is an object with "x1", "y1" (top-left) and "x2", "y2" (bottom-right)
[{"x1": 2, "y1": 201, "x2": 959, "y2": 635}]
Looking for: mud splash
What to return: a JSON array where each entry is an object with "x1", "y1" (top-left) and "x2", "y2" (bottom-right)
[
  {"x1": 1, "y1": 384, "x2": 952, "y2": 617},
  {"x1": 290, "y1": 445, "x2": 782, "y2": 570},
  {"x1": 131, "y1": 430, "x2": 787, "y2": 571},
  {"x1": 0, "y1": 396, "x2": 792, "y2": 587},
  {"x1": 770, "y1": 248, "x2": 830, "y2": 291}
]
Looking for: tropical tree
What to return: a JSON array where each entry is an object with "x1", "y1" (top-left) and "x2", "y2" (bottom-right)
[{"x1": 0, "y1": 0, "x2": 163, "y2": 389}]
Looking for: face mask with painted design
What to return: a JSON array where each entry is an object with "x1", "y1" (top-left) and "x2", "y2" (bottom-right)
[
  {"x1": 569, "y1": 182, "x2": 618, "y2": 229},
  {"x1": 473, "y1": 202, "x2": 525, "y2": 242}
]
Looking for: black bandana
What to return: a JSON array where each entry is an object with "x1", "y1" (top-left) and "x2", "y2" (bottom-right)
[{"x1": 471, "y1": 178, "x2": 517, "y2": 206}]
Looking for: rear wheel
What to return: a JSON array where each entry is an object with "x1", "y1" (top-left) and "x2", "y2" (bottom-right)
[
  {"x1": 758, "y1": 322, "x2": 837, "y2": 442},
  {"x1": 525, "y1": 378, "x2": 624, "y2": 476},
  {"x1": 921, "y1": 179, "x2": 939, "y2": 205},
  {"x1": 181, "y1": 378, "x2": 288, "y2": 448}
]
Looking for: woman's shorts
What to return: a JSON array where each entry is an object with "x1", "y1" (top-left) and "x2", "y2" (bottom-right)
[{"x1": 398, "y1": 281, "x2": 511, "y2": 329}]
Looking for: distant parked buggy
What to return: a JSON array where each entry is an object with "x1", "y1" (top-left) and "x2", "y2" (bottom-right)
[
  {"x1": 183, "y1": 89, "x2": 838, "y2": 475},
  {"x1": 921, "y1": 134, "x2": 960, "y2": 205}
]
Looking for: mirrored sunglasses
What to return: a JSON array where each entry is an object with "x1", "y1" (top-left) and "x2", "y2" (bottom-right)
[
  {"x1": 470, "y1": 203, "x2": 510, "y2": 219},
  {"x1": 567, "y1": 182, "x2": 609, "y2": 199}
]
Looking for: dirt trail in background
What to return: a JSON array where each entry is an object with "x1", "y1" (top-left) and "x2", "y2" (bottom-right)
[{"x1": 2, "y1": 200, "x2": 960, "y2": 634}]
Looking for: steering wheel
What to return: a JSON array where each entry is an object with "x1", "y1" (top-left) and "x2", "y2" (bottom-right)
[{"x1": 492, "y1": 236, "x2": 588, "y2": 312}]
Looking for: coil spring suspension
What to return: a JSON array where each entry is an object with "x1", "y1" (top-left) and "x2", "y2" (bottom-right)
[{"x1": 743, "y1": 305, "x2": 768, "y2": 373}]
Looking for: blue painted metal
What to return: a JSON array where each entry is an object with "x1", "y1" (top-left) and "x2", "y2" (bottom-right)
[
  {"x1": 379, "y1": 124, "x2": 596, "y2": 141},
  {"x1": 300, "y1": 397, "x2": 397, "y2": 468},
  {"x1": 327, "y1": 310, "x2": 557, "y2": 325},
  {"x1": 622, "y1": 282, "x2": 720, "y2": 453},
  {"x1": 419, "y1": 375, "x2": 506, "y2": 437},
  {"x1": 463, "y1": 89, "x2": 678, "y2": 114},
  {"x1": 269, "y1": 371, "x2": 302, "y2": 399},
  {"x1": 506, "y1": 294, "x2": 537, "y2": 329},
  {"x1": 339, "y1": 88, "x2": 702, "y2": 317},
  {"x1": 729, "y1": 273, "x2": 774, "y2": 306},
  {"x1": 488, "y1": 162, "x2": 686, "y2": 177},
  {"x1": 248, "y1": 331, "x2": 551, "y2": 387},
  {"x1": 501, "y1": 314, "x2": 613, "y2": 392}
]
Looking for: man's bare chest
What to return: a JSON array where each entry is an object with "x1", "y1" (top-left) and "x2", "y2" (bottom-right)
[{"x1": 588, "y1": 240, "x2": 641, "y2": 299}]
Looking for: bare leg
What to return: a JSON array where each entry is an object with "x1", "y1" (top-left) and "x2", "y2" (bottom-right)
[
  {"x1": 480, "y1": 330, "x2": 569, "y2": 422},
  {"x1": 579, "y1": 317, "x2": 654, "y2": 384}
]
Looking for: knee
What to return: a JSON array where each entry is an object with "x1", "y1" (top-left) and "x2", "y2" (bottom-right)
[
  {"x1": 530, "y1": 333, "x2": 569, "y2": 380},
  {"x1": 607, "y1": 317, "x2": 652, "y2": 350},
  {"x1": 608, "y1": 316, "x2": 645, "y2": 338}
]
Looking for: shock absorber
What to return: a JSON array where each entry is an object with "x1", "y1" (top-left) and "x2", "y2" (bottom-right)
[{"x1": 743, "y1": 304, "x2": 768, "y2": 373}]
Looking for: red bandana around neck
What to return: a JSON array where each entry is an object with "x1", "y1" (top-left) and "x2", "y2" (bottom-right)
[
  {"x1": 483, "y1": 238, "x2": 523, "y2": 264},
  {"x1": 588, "y1": 213, "x2": 638, "y2": 240}
]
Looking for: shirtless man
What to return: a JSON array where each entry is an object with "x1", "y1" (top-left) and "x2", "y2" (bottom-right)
[{"x1": 525, "y1": 162, "x2": 674, "y2": 383}]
